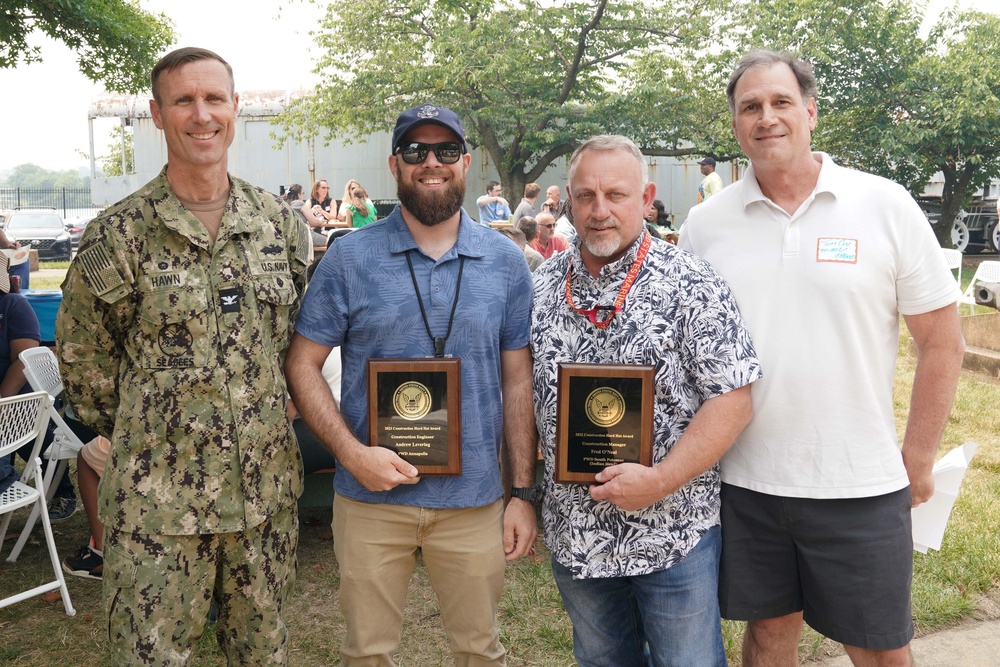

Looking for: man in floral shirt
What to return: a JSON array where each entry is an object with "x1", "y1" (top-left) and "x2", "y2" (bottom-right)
[{"x1": 531, "y1": 135, "x2": 761, "y2": 667}]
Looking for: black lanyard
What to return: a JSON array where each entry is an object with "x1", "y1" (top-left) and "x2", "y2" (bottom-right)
[{"x1": 404, "y1": 250, "x2": 465, "y2": 357}]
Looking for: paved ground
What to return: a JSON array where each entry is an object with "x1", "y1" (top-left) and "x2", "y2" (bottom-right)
[{"x1": 811, "y1": 619, "x2": 1000, "y2": 666}]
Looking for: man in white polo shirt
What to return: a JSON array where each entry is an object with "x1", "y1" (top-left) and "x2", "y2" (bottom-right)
[{"x1": 681, "y1": 49, "x2": 965, "y2": 667}]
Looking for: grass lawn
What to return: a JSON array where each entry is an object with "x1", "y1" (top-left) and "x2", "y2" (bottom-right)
[{"x1": 1, "y1": 264, "x2": 998, "y2": 665}]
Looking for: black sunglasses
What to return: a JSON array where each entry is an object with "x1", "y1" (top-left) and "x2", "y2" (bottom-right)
[{"x1": 396, "y1": 142, "x2": 464, "y2": 165}]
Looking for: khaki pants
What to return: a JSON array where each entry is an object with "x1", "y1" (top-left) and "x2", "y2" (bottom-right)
[
  {"x1": 104, "y1": 504, "x2": 298, "y2": 666},
  {"x1": 333, "y1": 493, "x2": 506, "y2": 667}
]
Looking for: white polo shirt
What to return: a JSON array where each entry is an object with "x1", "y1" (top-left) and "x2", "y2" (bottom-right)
[{"x1": 680, "y1": 153, "x2": 959, "y2": 499}]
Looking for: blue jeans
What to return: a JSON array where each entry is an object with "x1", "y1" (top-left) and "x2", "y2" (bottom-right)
[{"x1": 551, "y1": 525, "x2": 726, "y2": 667}]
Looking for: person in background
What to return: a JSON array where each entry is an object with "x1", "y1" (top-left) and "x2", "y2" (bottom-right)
[
  {"x1": 514, "y1": 216, "x2": 545, "y2": 271},
  {"x1": 1, "y1": 231, "x2": 30, "y2": 290},
  {"x1": 530, "y1": 210, "x2": 570, "y2": 260},
  {"x1": 285, "y1": 102, "x2": 538, "y2": 666},
  {"x1": 344, "y1": 184, "x2": 377, "y2": 228},
  {"x1": 56, "y1": 47, "x2": 308, "y2": 665},
  {"x1": 511, "y1": 182, "x2": 541, "y2": 228},
  {"x1": 697, "y1": 157, "x2": 724, "y2": 203},
  {"x1": 646, "y1": 199, "x2": 678, "y2": 245},
  {"x1": 477, "y1": 180, "x2": 512, "y2": 225},
  {"x1": 310, "y1": 178, "x2": 341, "y2": 224},
  {"x1": 287, "y1": 183, "x2": 327, "y2": 247},
  {"x1": 541, "y1": 184, "x2": 566, "y2": 219},
  {"x1": 681, "y1": 48, "x2": 965, "y2": 667},
  {"x1": 336, "y1": 179, "x2": 362, "y2": 222},
  {"x1": 498, "y1": 225, "x2": 542, "y2": 272},
  {"x1": 532, "y1": 134, "x2": 759, "y2": 667},
  {"x1": 60, "y1": 433, "x2": 110, "y2": 579},
  {"x1": 0, "y1": 252, "x2": 39, "y2": 494}
]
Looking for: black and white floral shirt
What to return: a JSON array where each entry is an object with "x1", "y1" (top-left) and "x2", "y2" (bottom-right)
[{"x1": 531, "y1": 232, "x2": 761, "y2": 578}]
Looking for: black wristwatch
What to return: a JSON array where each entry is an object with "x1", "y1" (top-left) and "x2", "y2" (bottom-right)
[{"x1": 511, "y1": 486, "x2": 541, "y2": 504}]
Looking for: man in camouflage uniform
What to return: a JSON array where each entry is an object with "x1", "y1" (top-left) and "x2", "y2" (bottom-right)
[{"x1": 56, "y1": 47, "x2": 308, "y2": 666}]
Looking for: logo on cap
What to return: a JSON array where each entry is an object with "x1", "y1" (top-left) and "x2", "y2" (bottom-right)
[{"x1": 416, "y1": 105, "x2": 440, "y2": 119}]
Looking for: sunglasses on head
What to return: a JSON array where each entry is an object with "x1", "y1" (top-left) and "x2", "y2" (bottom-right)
[{"x1": 396, "y1": 141, "x2": 464, "y2": 165}]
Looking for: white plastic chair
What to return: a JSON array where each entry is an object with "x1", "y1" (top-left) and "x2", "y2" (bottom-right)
[
  {"x1": 941, "y1": 248, "x2": 962, "y2": 287},
  {"x1": 959, "y1": 260, "x2": 1000, "y2": 315},
  {"x1": 6, "y1": 347, "x2": 87, "y2": 562},
  {"x1": 0, "y1": 391, "x2": 76, "y2": 616}
]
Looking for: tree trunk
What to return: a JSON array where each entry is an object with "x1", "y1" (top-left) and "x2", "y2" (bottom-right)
[{"x1": 936, "y1": 189, "x2": 965, "y2": 248}]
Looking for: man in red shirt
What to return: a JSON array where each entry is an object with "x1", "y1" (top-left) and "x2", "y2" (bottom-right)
[{"x1": 531, "y1": 211, "x2": 570, "y2": 259}]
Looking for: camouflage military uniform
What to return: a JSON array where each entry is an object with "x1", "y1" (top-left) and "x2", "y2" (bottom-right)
[{"x1": 56, "y1": 168, "x2": 309, "y2": 666}]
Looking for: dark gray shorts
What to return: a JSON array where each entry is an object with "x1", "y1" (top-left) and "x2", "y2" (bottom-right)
[{"x1": 719, "y1": 483, "x2": 914, "y2": 651}]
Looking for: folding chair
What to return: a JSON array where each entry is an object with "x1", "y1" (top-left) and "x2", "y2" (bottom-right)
[
  {"x1": 941, "y1": 248, "x2": 962, "y2": 287},
  {"x1": 0, "y1": 391, "x2": 76, "y2": 616},
  {"x1": 958, "y1": 260, "x2": 1000, "y2": 315},
  {"x1": 5, "y1": 347, "x2": 87, "y2": 563}
]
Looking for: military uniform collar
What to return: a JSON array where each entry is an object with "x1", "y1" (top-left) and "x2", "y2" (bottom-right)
[{"x1": 149, "y1": 166, "x2": 251, "y2": 249}]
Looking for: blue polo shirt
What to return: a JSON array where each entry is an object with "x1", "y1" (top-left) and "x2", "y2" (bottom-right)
[
  {"x1": 296, "y1": 206, "x2": 532, "y2": 508},
  {"x1": 477, "y1": 198, "x2": 511, "y2": 224}
]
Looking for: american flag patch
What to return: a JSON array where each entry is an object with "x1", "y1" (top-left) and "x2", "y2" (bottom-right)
[{"x1": 78, "y1": 245, "x2": 125, "y2": 296}]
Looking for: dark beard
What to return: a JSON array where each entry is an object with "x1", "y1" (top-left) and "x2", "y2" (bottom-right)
[{"x1": 396, "y1": 170, "x2": 466, "y2": 227}]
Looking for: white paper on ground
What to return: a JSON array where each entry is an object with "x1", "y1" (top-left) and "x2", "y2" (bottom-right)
[{"x1": 912, "y1": 442, "x2": 979, "y2": 553}]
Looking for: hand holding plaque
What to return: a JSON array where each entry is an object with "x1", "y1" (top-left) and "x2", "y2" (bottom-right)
[
  {"x1": 367, "y1": 358, "x2": 462, "y2": 475},
  {"x1": 554, "y1": 363, "x2": 654, "y2": 484}
]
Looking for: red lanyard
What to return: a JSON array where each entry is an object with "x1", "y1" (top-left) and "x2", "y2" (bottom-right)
[{"x1": 564, "y1": 232, "x2": 651, "y2": 329}]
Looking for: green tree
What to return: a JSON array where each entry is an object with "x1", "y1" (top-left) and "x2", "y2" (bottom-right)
[
  {"x1": 278, "y1": 0, "x2": 721, "y2": 197},
  {"x1": 2, "y1": 163, "x2": 86, "y2": 189},
  {"x1": 97, "y1": 126, "x2": 136, "y2": 177},
  {"x1": 894, "y1": 10, "x2": 1000, "y2": 248},
  {"x1": 1, "y1": 0, "x2": 175, "y2": 93},
  {"x1": 690, "y1": 0, "x2": 1000, "y2": 248}
]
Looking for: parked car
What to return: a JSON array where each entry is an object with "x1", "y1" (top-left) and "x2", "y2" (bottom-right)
[
  {"x1": 64, "y1": 215, "x2": 93, "y2": 249},
  {"x1": 0, "y1": 208, "x2": 73, "y2": 261}
]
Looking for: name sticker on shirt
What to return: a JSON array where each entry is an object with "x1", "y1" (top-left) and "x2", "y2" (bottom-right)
[{"x1": 816, "y1": 238, "x2": 858, "y2": 264}]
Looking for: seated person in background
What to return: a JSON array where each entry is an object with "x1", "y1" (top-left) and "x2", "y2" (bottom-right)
[
  {"x1": 344, "y1": 184, "x2": 377, "y2": 228},
  {"x1": 497, "y1": 226, "x2": 542, "y2": 272},
  {"x1": 541, "y1": 184, "x2": 566, "y2": 218},
  {"x1": 310, "y1": 178, "x2": 344, "y2": 225},
  {"x1": 477, "y1": 180, "x2": 511, "y2": 225},
  {"x1": 530, "y1": 210, "x2": 570, "y2": 260},
  {"x1": 514, "y1": 217, "x2": 545, "y2": 271},
  {"x1": 287, "y1": 183, "x2": 327, "y2": 247},
  {"x1": 646, "y1": 198, "x2": 678, "y2": 244},
  {"x1": 0, "y1": 253, "x2": 35, "y2": 493},
  {"x1": 61, "y1": 432, "x2": 110, "y2": 579},
  {"x1": 0, "y1": 253, "x2": 77, "y2": 517},
  {"x1": 336, "y1": 179, "x2": 362, "y2": 222}
]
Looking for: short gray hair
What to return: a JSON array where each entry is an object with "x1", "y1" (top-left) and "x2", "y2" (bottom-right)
[
  {"x1": 568, "y1": 135, "x2": 648, "y2": 185},
  {"x1": 726, "y1": 49, "x2": 817, "y2": 115}
]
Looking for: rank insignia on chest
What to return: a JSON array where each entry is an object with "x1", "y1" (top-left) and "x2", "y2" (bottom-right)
[{"x1": 219, "y1": 287, "x2": 241, "y2": 313}]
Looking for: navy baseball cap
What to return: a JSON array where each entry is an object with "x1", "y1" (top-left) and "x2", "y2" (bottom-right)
[
  {"x1": 698, "y1": 157, "x2": 716, "y2": 166},
  {"x1": 392, "y1": 104, "x2": 467, "y2": 153}
]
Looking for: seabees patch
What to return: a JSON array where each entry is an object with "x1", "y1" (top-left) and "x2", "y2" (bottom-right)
[{"x1": 77, "y1": 244, "x2": 126, "y2": 296}]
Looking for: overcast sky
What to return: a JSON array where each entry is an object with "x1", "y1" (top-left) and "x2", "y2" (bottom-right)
[
  {"x1": 0, "y1": 0, "x2": 321, "y2": 173},
  {"x1": 0, "y1": 0, "x2": 995, "y2": 173}
]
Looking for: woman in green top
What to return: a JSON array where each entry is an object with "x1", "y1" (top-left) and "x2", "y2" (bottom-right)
[{"x1": 345, "y1": 184, "x2": 377, "y2": 228}]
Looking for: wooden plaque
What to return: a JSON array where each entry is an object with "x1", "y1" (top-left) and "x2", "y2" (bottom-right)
[
  {"x1": 555, "y1": 363, "x2": 654, "y2": 484},
  {"x1": 367, "y1": 358, "x2": 462, "y2": 475}
]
